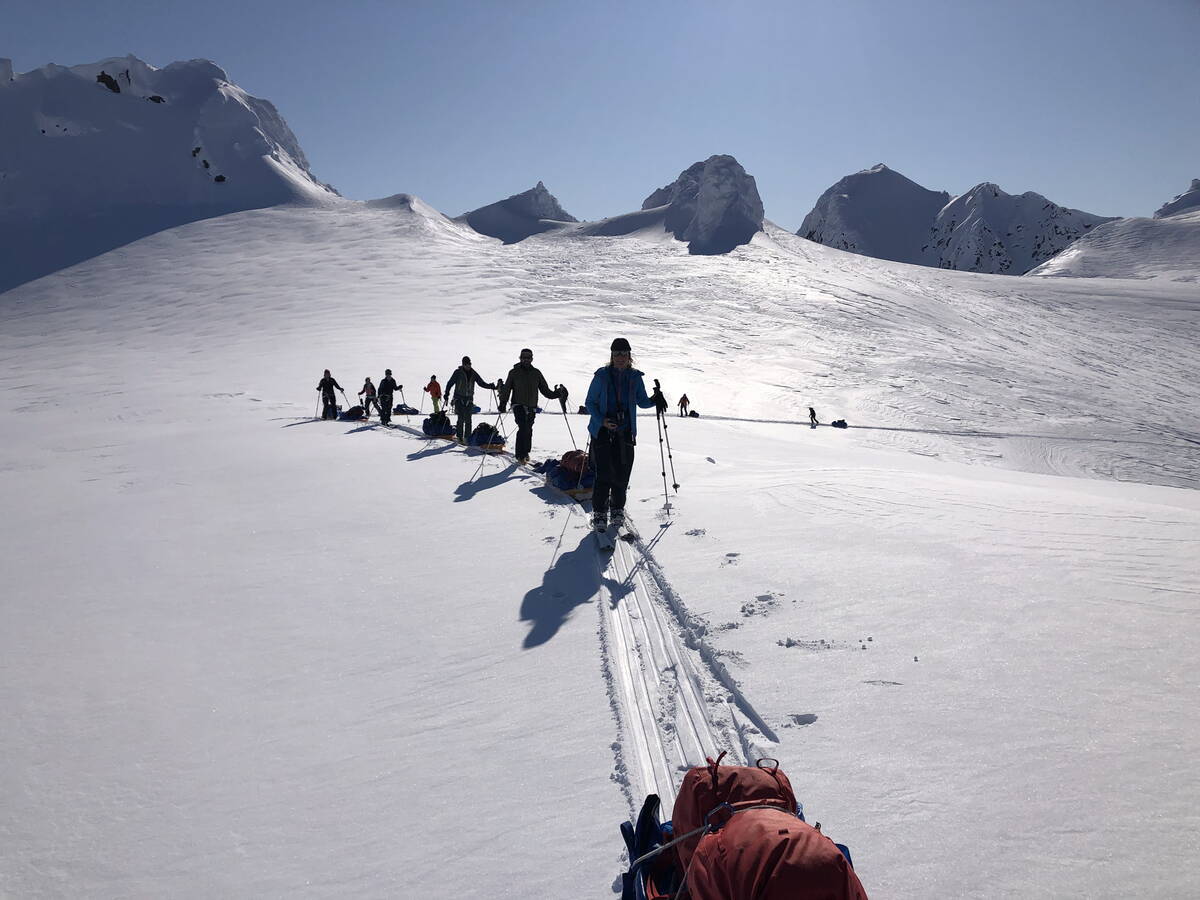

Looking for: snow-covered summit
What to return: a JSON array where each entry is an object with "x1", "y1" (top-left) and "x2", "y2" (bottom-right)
[
  {"x1": 799, "y1": 166, "x2": 1115, "y2": 275},
  {"x1": 1154, "y1": 178, "x2": 1200, "y2": 219},
  {"x1": 0, "y1": 54, "x2": 335, "y2": 292},
  {"x1": 922, "y1": 182, "x2": 1115, "y2": 275},
  {"x1": 456, "y1": 181, "x2": 577, "y2": 243},
  {"x1": 797, "y1": 164, "x2": 950, "y2": 265},
  {"x1": 641, "y1": 154, "x2": 764, "y2": 255}
]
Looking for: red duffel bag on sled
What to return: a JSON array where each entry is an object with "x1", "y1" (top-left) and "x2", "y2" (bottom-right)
[{"x1": 621, "y1": 753, "x2": 867, "y2": 900}]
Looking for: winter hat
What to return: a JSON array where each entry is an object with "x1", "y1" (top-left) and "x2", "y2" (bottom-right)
[
  {"x1": 520, "y1": 348, "x2": 533, "y2": 359},
  {"x1": 611, "y1": 337, "x2": 631, "y2": 353},
  {"x1": 385, "y1": 369, "x2": 392, "y2": 376},
  {"x1": 462, "y1": 356, "x2": 471, "y2": 365}
]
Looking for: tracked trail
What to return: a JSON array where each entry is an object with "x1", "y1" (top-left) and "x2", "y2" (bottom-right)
[
  {"x1": 383, "y1": 421, "x2": 775, "y2": 807},
  {"x1": 598, "y1": 515, "x2": 777, "y2": 809}
]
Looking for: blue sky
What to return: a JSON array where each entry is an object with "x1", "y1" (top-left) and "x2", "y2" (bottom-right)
[{"x1": 4, "y1": 0, "x2": 1197, "y2": 226}]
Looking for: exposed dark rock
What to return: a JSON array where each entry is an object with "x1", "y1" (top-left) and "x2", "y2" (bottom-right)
[{"x1": 96, "y1": 71, "x2": 120, "y2": 93}]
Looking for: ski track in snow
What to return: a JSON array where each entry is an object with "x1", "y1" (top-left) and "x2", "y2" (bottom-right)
[{"x1": 384, "y1": 419, "x2": 769, "y2": 810}]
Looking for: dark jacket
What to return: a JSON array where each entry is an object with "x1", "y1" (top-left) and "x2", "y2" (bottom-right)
[
  {"x1": 379, "y1": 376, "x2": 399, "y2": 396},
  {"x1": 585, "y1": 366, "x2": 654, "y2": 439},
  {"x1": 317, "y1": 376, "x2": 342, "y2": 399},
  {"x1": 445, "y1": 365, "x2": 491, "y2": 405},
  {"x1": 499, "y1": 363, "x2": 557, "y2": 410}
]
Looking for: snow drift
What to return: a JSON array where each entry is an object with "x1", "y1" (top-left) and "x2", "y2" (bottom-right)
[{"x1": 0, "y1": 54, "x2": 336, "y2": 293}]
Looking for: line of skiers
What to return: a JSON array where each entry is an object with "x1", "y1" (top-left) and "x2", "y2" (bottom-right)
[{"x1": 316, "y1": 337, "x2": 673, "y2": 536}]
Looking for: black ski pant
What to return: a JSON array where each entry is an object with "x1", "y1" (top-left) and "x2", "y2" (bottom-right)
[
  {"x1": 591, "y1": 429, "x2": 635, "y2": 515},
  {"x1": 453, "y1": 397, "x2": 474, "y2": 442},
  {"x1": 378, "y1": 393, "x2": 393, "y2": 425},
  {"x1": 322, "y1": 394, "x2": 337, "y2": 420},
  {"x1": 513, "y1": 404, "x2": 536, "y2": 459}
]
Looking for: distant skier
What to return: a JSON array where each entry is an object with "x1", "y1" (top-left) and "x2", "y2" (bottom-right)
[
  {"x1": 498, "y1": 348, "x2": 563, "y2": 463},
  {"x1": 809, "y1": 407, "x2": 819, "y2": 427},
  {"x1": 378, "y1": 369, "x2": 400, "y2": 426},
  {"x1": 585, "y1": 338, "x2": 656, "y2": 534},
  {"x1": 316, "y1": 369, "x2": 342, "y2": 420},
  {"x1": 444, "y1": 356, "x2": 492, "y2": 443},
  {"x1": 678, "y1": 393, "x2": 690, "y2": 417},
  {"x1": 359, "y1": 377, "x2": 381, "y2": 418},
  {"x1": 424, "y1": 376, "x2": 442, "y2": 413}
]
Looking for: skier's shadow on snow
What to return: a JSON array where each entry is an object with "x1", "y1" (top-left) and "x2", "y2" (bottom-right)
[
  {"x1": 406, "y1": 441, "x2": 457, "y2": 461},
  {"x1": 452, "y1": 461, "x2": 528, "y2": 502},
  {"x1": 521, "y1": 533, "x2": 621, "y2": 649}
]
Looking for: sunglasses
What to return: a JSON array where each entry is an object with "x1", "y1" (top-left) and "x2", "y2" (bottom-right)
[{"x1": 613, "y1": 351, "x2": 631, "y2": 358}]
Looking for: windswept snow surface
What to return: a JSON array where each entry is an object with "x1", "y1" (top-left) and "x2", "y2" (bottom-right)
[
  {"x1": 1029, "y1": 208, "x2": 1200, "y2": 282},
  {"x1": 2, "y1": 203, "x2": 1199, "y2": 898}
]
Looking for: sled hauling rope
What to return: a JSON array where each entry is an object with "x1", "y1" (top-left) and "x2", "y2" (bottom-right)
[{"x1": 469, "y1": 396, "x2": 508, "y2": 482}]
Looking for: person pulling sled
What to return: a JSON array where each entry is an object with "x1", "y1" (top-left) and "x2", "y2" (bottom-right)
[
  {"x1": 444, "y1": 356, "x2": 492, "y2": 444},
  {"x1": 359, "y1": 377, "x2": 382, "y2": 419},
  {"x1": 424, "y1": 375, "x2": 442, "y2": 413},
  {"x1": 316, "y1": 369, "x2": 343, "y2": 420},
  {"x1": 378, "y1": 369, "x2": 400, "y2": 426},
  {"x1": 498, "y1": 348, "x2": 564, "y2": 463},
  {"x1": 585, "y1": 337, "x2": 656, "y2": 535}
]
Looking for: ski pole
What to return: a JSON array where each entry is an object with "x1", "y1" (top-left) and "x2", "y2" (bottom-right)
[
  {"x1": 654, "y1": 409, "x2": 671, "y2": 512},
  {"x1": 654, "y1": 379, "x2": 679, "y2": 492},
  {"x1": 556, "y1": 386, "x2": 578, "y2": 451},
  {"x1": 315, "y1": 393, "x2": 321, "y2": 419}
]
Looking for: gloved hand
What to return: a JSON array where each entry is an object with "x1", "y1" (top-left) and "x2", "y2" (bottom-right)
[
  {"x1": 557, "y1": 385, "x2": 568, "y2": 400},
  {"x1": 652, "y1": 388, "x2": 668, "y2": 413}
]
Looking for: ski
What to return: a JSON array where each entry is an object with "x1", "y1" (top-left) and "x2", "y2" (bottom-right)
[{"x1": 595, "y1": 528, "x2": 615, "y2": 552}]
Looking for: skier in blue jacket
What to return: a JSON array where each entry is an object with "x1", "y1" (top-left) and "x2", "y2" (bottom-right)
[{"x1": 585, "y1": 337, "x2": 660, "y2": 533}]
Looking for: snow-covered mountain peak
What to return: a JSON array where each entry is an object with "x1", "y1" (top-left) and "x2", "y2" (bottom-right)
[
  {"x1": 456, "y1": 181, "x2": 577, "y2": 243},
  {"x1": 800, "y1": 165, "x2": 1115, "y2": 275},
  {"x1": 1154, "y1": 178, "x2": 1200, "y2": 219},
  {"x1": 924, "y1": 183, "x2": 1116, "y2": 274},
  {"x1": 0, "y1": 54, "x2": 336, "y2": 292},
  {"x1": 797, "y1": 164, "x2": 949, "y2": 264},
  {"x1": 641, "y1": 154, "x2": 764, "y2": 255}
]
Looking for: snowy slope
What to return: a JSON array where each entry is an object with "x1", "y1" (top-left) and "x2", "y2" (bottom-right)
[
  {"x1": 2, "y1": 203, "x2": 1199, "y2": 898},
  {"x1": 0, "y1": 55, "x2": 336, "y2": 292},
  {"x1": 1027, "y1": 179, "x2": 1200, "y2": 281},
  {"x1": 798, "y1": 163, "x2": 950, "y2": 264},
  {"x1": 1028, "y1": 208, "x2": 1200, "y2": 281}
]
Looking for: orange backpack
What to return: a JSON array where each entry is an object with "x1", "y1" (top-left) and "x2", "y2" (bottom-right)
[{"x1": 670, "y1": 754, "x2": 867, "y2": 900}]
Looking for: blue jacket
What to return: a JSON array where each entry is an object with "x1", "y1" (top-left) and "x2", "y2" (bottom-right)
[{"x1": 585, "y1": 366, "x2": 655, "y2": 439}]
